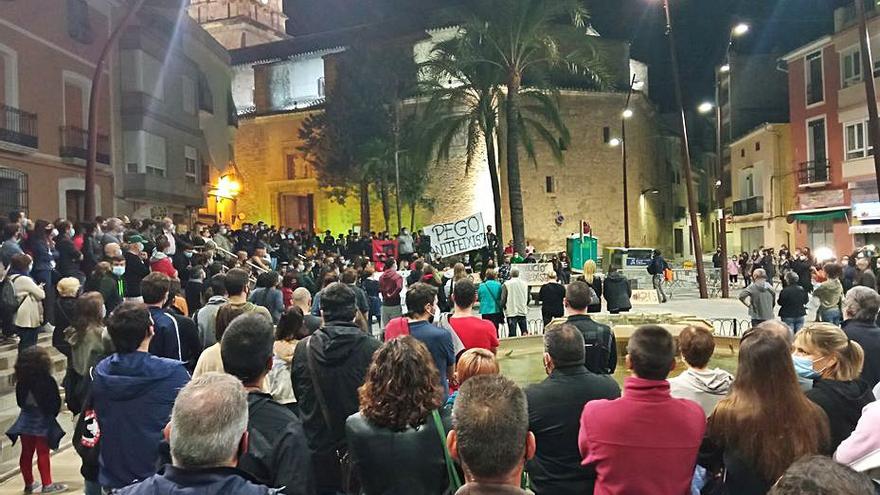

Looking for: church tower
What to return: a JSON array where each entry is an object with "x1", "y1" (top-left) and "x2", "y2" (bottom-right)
[{"x1": 188, "y1": 0, "x2": 288, "y2": 50}]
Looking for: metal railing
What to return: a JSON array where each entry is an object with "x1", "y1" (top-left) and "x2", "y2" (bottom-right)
[
  {"x1": 732, "y1": 196, "x2": 764, "y2": 216},
  {"x1": 797, "y1": 159, "x2": 830, "y2": 185},
  {"x1": 0, "y1": 104, "x2": 38, "y2": 149},
  {"x1": 59, "y1": 126, "x2": 110, "y2": 163}
]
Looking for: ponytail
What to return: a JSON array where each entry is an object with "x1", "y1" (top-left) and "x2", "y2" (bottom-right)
[{"x1": 838, "y1": 339, "x2": 865, "y2": 382}]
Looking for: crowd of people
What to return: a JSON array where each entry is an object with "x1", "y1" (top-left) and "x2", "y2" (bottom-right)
[{"x1": 1, "y1": 212, "x2": 880, "y2": 494}]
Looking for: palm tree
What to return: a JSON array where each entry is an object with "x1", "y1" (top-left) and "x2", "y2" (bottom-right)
[
  {"x1": 420, "y1": 20, "x2": 580, "y2": 258},
  {"x1": 460, "y1": 0, "x2": 607, "y2": 253}
]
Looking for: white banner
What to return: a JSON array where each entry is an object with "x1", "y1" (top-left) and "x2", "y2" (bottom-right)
[
  {"x1": 427, "y1": 212, "x2": 487, "y2": 258},
  {"x1": 512, "y1": 263, "x2": 555, "y2": 286}
]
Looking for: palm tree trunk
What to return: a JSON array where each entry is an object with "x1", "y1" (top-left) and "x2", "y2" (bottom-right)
[
  {"x1": 359, "y1": 180, "x2": 371, "y2": 232},
  {"x1": 410, "y1": 202, "x2": 417, "y2": 231},
  {"x1": 379, "y1": 180, "x2": 391, "y2": 233},
  {"x1": 505, "y1": 76, "x2": 526, "y2": 255},
  {"x1": 484, "y1": 118, "x2": 504, "y2": 261}
]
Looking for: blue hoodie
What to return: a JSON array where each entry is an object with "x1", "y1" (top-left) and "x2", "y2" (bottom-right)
[{"x1": 91, "y1": 351, "x2": 190, "y2": 489}]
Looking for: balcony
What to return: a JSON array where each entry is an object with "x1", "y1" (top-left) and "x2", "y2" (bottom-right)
[
  {"x1": 59, "y1": 126, "x2": 110, "y2": 164},
  {"x1": 0, "y1": 104, "x2": 38, "y2": 153},
  {"x1": 798, "y1": 160, "x2": 831, "y2": 186},
  {"x1": 733, "y1": 196, "x2": 764, "y2": 216}
]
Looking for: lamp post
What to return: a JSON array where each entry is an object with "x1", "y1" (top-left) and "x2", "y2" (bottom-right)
[
  {"x1": 85, "y1": 0, "x2": 149, "y2": 220},
  {"x1": 854, "y1": 0, "x2": 880, "y2": 199},
  {"x1": 661, "y1": 0, "x2": 708, "y2": 298},
  {"x1": 620, "y1": 74, "x2": 637, "y2": 248}
]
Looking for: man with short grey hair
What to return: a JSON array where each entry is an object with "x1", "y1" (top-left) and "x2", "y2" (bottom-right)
[
  {"x1": 842, "y1": 286, "x2": 880, "y2": 388},
  {"x1": 501, "y1": 268, "x2": 529, "y2": 337},
  {"x1": 450, "y1": 374, "x2": 535, "y2": 494},
  {"x1": 118, "y1": 373, "x2": 277, "y2": 494},
  {"x1": 738, "y1": 268, "x2": 775, "y2": 327}
]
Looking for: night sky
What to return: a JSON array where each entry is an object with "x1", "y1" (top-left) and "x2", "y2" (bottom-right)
[{"x1": 284, "y1": 0, "x2": 843, "y2": 110}]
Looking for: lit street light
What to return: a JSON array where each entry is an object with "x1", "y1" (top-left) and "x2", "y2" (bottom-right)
[
  {"x1": 609, "y1": 137, "x2": 622, "y2": 147},
  {"x1": 719, "y1": 64, "x2": 730, "y2": 73},
  {"x1": 732, "y1": 22, "x2": 750, "y2": 36},
  {"x1": 622, "y1": 108, "x2": 634, "y2": 119},
  {"x1": 697, "y1": 102, "x2": 714, "y2": 114}
]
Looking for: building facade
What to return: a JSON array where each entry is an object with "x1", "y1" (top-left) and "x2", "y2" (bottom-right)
[
  {"x1": 0, "y1": 0, "x2": 116, "y2": 221},
  {"x1": 782, "y1": 3, "x2": 880, "y2": 257},
  {"x1": 187, "y1": 0, "x2": 288, "y2": 50},
  {"x1": 115, "y1": 5, "x2": 236, "y2": 221},
  {"x1": 727, "y1": 123, "x2": 796, "y2": 255}
]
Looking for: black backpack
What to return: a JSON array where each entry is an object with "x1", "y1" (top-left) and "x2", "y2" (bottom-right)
[
  {"x1": 583, "y1": 327, "x2": 613, "y2": 374},
  {"x1": 0, "y1": 275, "x2": 20, "y2": 320}
]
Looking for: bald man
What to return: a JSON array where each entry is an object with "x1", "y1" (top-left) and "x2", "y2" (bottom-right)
[{"x1": 293, "y1": 287, "x2": 322, "y2": 334}]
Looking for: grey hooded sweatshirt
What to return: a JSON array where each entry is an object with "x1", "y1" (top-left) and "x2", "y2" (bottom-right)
[
  {"x1": 668, "y1": 367, "x2": 734, "y2": 417},
  {"x1": 739, "y1": 281, "x2": 776, "y2": 321}
]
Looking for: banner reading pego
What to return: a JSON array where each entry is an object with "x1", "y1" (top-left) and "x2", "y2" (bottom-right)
[{"x1": 426, "y1": 212, "x2": 488, "y2": 258}]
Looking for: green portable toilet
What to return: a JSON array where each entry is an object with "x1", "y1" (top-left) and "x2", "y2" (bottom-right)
[{"x1": 567, "y1": 235, "x2": 599, "y2": 272}]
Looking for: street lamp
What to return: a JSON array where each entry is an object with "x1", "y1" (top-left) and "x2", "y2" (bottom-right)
[
  {"x1": 732, "y1": 22, "x2": 750, "y2": 37},
  {"x1": 697, "y1": 102, "x2": 714, "y2": 115},
  {"x1": 622, "y1": 108, "x2": 634, "y2": 119},
  {"x1": 609, "y1": 137, "x2": 622, "y2": 147},
  {"x1": 660, "y1": 0, "x2": 708, "y2": 298}
]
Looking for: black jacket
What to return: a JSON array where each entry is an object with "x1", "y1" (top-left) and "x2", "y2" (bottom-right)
[
  {"x1": 291, "y1": 322, "x2": 381, "y2": 492},
  {"x1": 239, "y1": 392, "x2": 315, "y2": 495},
  {"x1": 123, "y1": 251, "x2": 150, "y2": 298},
  {"x1": 16, "y1": 374, "x2": 61, "y2": 418},
  {"x1": 602, "y1": 272, "x2": 632, "y2": 312},
  {"x1": 538, "y1": 282, "x2": 566, "y2": 319},
  {"x1": 117, "y1": 465, "x2": 278, "y2": 495},
  {"x1": 806, "y1": 378, "x2": 875, "y2": 451},
  {"x1": 53, "y1": 296, "x2": 78, "y2": 358},
  {"x1": 777, "y1": 284, "x2": 808, "y2": 318},
  {"x1": 565, "y1": 315, "x2": 617, "y2": 374},
  {"x1": 842, "y1": 319, "x2": 880, "y2": 388},
  {"x1": 790, "y1": 258, "x2": 813, "y2": 293},
  {"x1": 525, "y1": 366, "x2": 620, "y2": 495},
  {"x1": 854, "y1": 269, "x2": 877, "y2": 292},
  {"x1": 345, "y1": 410, "x2": 452, "y2": 495},
  {"x1": 56, "y1": 236, "x2": 83, "y2": 279}
]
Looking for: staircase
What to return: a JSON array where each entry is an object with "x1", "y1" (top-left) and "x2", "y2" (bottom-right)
[{"x1": 0, "y1": 332, "x2": 70, "y2": 477}]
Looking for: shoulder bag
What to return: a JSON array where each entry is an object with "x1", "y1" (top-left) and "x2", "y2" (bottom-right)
[
  {"x1": 431, "y1": 410, "x2": 462, "y2": 494},
  {"x1": 305, "y1": 336, "x2": 360, "y2": 494}
]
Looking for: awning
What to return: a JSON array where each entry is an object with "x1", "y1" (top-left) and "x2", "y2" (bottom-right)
[
  {"x1": 787, "y1": 206, "x2": 850, "y2": 221},
  {"x1": 850, "y1": 224, "x2": 880, "y2": 234}
]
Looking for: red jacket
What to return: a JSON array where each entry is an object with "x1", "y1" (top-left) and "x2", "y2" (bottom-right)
[
  {"x1": 150, "y1": 256, "x2": 178, "y2": 279},
  {"x1": 578, "y1": 377, "x2": 706, "y2": 495}
]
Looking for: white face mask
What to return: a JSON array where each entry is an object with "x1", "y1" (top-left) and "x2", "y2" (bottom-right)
[
  {"x1": 100, "y1": 305, "x2": 107, "y2": 319},
  {"x1": 50, "y1": 229, "x2": 58, "y2": 238}
]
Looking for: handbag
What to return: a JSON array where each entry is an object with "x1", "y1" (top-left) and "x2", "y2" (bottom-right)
[
  {"x1": 305, "y1": 336, "x2": 360, "y2": 494},
  {"x1": 431, "y1": 410, "x2": 462, "y2": 494}
]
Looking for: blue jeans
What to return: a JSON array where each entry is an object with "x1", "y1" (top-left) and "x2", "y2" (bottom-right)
[
  {"x1": 820, "y1": 308, "x2": 842, "y2": 326},
  {"x1": 507, "y1": 315, "x2": 527, "y2": 337},
  {"x1": 83, "y1": 480, "x2": 101, "y2": 495},
  {"x1": 15, "y1": 326, "x2": 38, "y2": 354},
  {"x1": 782, "y1": 316, "x2": 805, "y2": 334}
]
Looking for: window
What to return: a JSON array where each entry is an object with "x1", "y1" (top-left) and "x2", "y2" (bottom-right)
[
  {"x1": 808, "y1": 220, "x2": 835, "y2": 251},
  {"x1": 755, "y1": 141, "x2": 760, "y2": 151},
  {"x1": 603, "y1": 127, "x2": 610, "y2": 143},
  {"x1": 286, "y1": 153, "x2": 296, "y2": 179},
  {"x1": 0, "y1": 168, "x2": 27, "y2": 216},
  {"x1": 807, "y1": 118, "x2": 827, "y2": 163},
  {"x1": 67, "y1": 0, "x2": 93, "y2": 44},
  {"x1": 841, "y1": 47, "x2": 862, "y2": 88},
  {"x1": 740, "y1": 148, "x2": 745, "y2": 158},
  {"x1": 185, "y1": 146, "x2": 197, "y2": 184},
  {"x1": 545, "y1": 176, "x2": 556, "y2": 194},
  {"x1": 124, "y1": 131, "x2": 166, "y2": 176},
  {"x1": 845, "y1": 120, "x2": 874, "y2": 160},
  {"x1": 317, "y1": 77, "x2": 325, "y2": 97},
  {"x1": 182, "y1": 76, "x2": 196, "y2": 115},
  {"x1": 122, "y1": 50, "x2": 164, "y2": 100},
  {"x1": 0, "y1": 44, "x2": 18, "y2": 108},
  {"x1": 806, "y1": 51, "x2": 824, "y2": 105}
]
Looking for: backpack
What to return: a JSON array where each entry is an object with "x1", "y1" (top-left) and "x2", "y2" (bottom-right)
[
  {"x1": 583, "y1": 327, "x2": 613, "y2": 374},
  {"x1": 0, "y1": 275, "x2": 18, "y2": 319}
]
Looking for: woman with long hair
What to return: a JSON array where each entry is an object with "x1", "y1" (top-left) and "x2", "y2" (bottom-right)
[
  {"x1": 64, "y1": 292, "x2": 111, "y2": 417},
  {"x1": 267, "y1": 306, "x2": 308, "y2": 415},
  {"x1": 5, "y1": 347, "x2": 67, "y2": 493},
  {"x1": 795, "y1": 323, "x2": 873, "y2": 450},
  {"x1": 705, "y1": 329, "x2": 830, "y2": 494},
  {"x1": 577, "y1": 260, "x2": 603, "y2": 313},
  {"x1": 345, "y1": 336, "x2": 453, "y2": 494}
]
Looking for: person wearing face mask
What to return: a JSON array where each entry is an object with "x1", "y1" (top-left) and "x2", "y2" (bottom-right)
[
  {"x1": 794, "y1": 323, "x2": 873, "y2": 451},
  {"x1": 9, "y1": 254, "x2": 45, "y2": 353},
  {"x1": 84, "y1": 260, "x2": 123, "y2": 315},
  {"x1": 172, "y1": 243, "x2": 194, "y2": 283},
  {"x1": 236, "y1": 224, "x2": 257, "y2": 257},
  {"x1": 212, "y1": 224, "x2": 233, "y2": 253},
  {"x1": 54, "y1": 220, "x2": 84, "y2": 284},
  {"x1": 853, "y1": 256, "x2": 877, "y2": 291},
  {"x1": 122, "y1": 235, "x2": 150, "y2": 302},
  {"x1": 149, "y1": 236, "x2": 177, "y2": 279}
]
